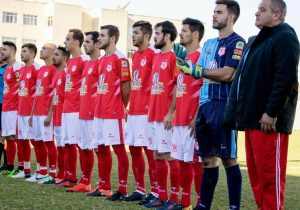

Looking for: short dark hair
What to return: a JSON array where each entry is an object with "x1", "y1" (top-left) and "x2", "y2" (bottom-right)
[
  {"x1": 216, "y1": 0, "x2": 240, "y2": 23},
  {"x1": 182, "y1": 18, "x2": 205, "y2": 42},
  {"x1": 155, "y1": 21, "x2": 178, "y2": 42},
  {"x1": 85, "y1": 31, "x2": 100, "y2": 44},
  {"x1": 100, "y1": 25, "x2": 120, "y2": 44},
  {"x1": 69, "y1": 28, "x2": 84, "y2": 47},
  {"x1": 57, "y1": 45, "x2": 70, "y2": 59},
  {"x1": 271, "y1": 0, "x2": 287, "y2": 21},
  {"x1": 2, "y1": 41, "x2": 17, "y2": 52},
  {"x1": 133, "y1": 20, "x2": 153, "y2": 39},
  {"x1": 22, "y1": 43, "x2": 37, "y2": 57}
]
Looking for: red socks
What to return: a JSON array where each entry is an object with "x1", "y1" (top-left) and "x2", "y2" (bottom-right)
[
  {"x1": 179, "y1": 161, "x2": 194, "y2": 207},
  {"x1": 36, "y1": 141, "x2": 48, "y2": 175},
  {"x1": 144, "y1": 147, "x2": 158, "y2": 195},
  {"x1": 169, "y1": 160, "x2": 180, "y2": 203},
  {"x1": 6, "y1": 139, "x2": 16, "y2": 165},
  {"x1": 45, "y1": 141, "x2": 57, "y2": 178},
  {"x1": 156, "y1": 159, "x2": 169, "y2": 201},
  {"x1": 22, "y1": 140, "x2": 31, "y2": 174},
  {"x1": 65, "y1": 144, "x2": 78, "y2": 182},
  {"x1": 56, "y1": 146, "x2": 65, "y2": 179},
  {"x1": 96, "y1": 145, "x2": 112, "y2": 190},
  {"x1": 129, "y1": 146, "x2": 146, "y2": 193},
  {"x1": 80, "y1": 149, "x2": 94, "y2": 185},
  {"x1": 112, "y1": 145, "x2": 129, "y2": 195},
  {"x1": 16, "y1": 139, "x2": 24, "y2": 169},
  {"x1": 193, "y1": 161, "x2": 203, "y2": 205}
]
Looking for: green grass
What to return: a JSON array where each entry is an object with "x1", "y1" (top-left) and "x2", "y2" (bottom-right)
[{"x1": 0, "y1": 131, "x2": 299, "y2": 209}]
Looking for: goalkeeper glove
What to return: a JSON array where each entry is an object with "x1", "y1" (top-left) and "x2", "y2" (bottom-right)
[
  {"x1": 173, "y1": 43, "x2": 187, "y2": 60},
  {"x1": 177, "y1": 58, "x2": 205, "y2": 79}
]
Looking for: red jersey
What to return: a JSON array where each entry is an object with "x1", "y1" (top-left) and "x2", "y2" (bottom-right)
[
  {"x1": 53, "y1": 68, "x2": 66, "y2": 126},
  {"x1": 94, "y1": 50, "x2": 130, "y2": 119},
  {"x1": 173, "y1": 50, "x2": 202, "y2": 126},
  {"x1": 18, "y1": 64, "x2": 39, "y2": 116},
  {"x1": 79, "y1": 59, "x2": 99, "y2": 120},
  {"x1": 62, "y1": 54, "x2": 89, "y2": 113},
  {"x1": 148, "y1": 51, "x2": 177, "y2": 122},
  {"x1": 128, "y1": 47, "x2": 155, "y2": 115},
  {"x1": 2, "y1": 61, "x2": 21, "y2": 111},
  {"x1": 33, "y1": 64, "x2": 56, "y2": 116}
]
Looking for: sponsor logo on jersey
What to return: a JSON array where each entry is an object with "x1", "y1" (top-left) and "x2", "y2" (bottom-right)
[
  {"x1": 218, "y1": 47, "x2": 226, "y2": 56},
  {"x1": 35, "y1": 79, "x2": 44, "y2": 96},
  {"x1": 209, "y1": 60, "x2": 218, "y2": 69},
  {"x1": 151, "y1": 72, "x2": 164, "y2": 95},
  {"x1": 3, "y1": 82, "x2": 8, "y2": 94},
  {"x1": 65, "y1": 74, "x2": 72, "y2": 92},
  {"x1": 131, "y1": 70, "x2": 142, "y2": 90},
  {"x1": 236, "y1": 41, "x2": 245, "y2": 50},
  {"x1": 176, "y1": 74, "x2": 187, "y2": 97},
  {"x1": 18, "y1": 80, "x2": 28, "y2": 96},
  {"x1": 80, "y1": 77, "x2": 87, "y2": 95},
  {"x1": 97, "y1": 74, "x2": 108, "y2": 94}
]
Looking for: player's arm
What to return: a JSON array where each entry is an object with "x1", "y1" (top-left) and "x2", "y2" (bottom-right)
[
  {"x1": 44, "y1": 101, "x2": 53, "y2": 127},
  {"x1": 163, "y1": 86, "x2": 176, "y2": 130},
  {"x1": 202, "y1": 66, "x2": 235, "y2": 82},
  {"x1": 122, "y1": 81, "x2": 131, "y2": 108},
  {"x1": 28, "y1": 96, "x2": 36, "y2": 127}
]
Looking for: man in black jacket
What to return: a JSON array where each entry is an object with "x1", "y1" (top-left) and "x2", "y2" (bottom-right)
[{"x1": 223, "y1": 0, "x2": 299, "y2": 209}]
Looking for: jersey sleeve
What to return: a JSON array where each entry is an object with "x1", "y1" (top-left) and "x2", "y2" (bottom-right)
[
  {"x1": 120, "y1": 58, "x2": 130, "y2": 82},
  {"x1": 224, "y1": 39, "x2": 245, "y2": 68}
]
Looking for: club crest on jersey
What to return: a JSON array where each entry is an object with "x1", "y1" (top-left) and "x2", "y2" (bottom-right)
[
  {"x1": 218, "y1": 47, "x2": 226, "y2": 56},
  {"x1": 7, "y1": 74, "x2": 11, "y2": 79},
  {"x1": 57, "y1": 78, "x2": 62, "y2": 85},
  {"x1": 88, "y1": 67, "x2": 93, "y2": 74},
  {"x1": 71, "y1": 65, "x2": 77, "y2": 72},
  {"x1": 26, "y1": 73, "x2": 31, "y2": 79},
  {"x1": 43, "y1": 71, "x2": 48, "y2": 77},
  {"x1": 160, "y1": 62, "x2": 168, "y2": 70},
  {"x1": 106, "y1": 64, "x2": 112, "y2": 72},
  {"x1": 140, "y1": 58, "x2": 147, "y2": 67}
]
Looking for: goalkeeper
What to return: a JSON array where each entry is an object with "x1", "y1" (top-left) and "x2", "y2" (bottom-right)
[{"x1": 173, "y1": 1, "x2": 246, "y2": 210}]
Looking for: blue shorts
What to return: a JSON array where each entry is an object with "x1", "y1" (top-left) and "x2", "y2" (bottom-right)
[{"x1": 195, "y1": 100, "x2": 237, "y2": 159}]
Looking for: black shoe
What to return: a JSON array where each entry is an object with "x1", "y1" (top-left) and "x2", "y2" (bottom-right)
[
  {"x1": 122, "y1": 191, "x2": 145, "y2": 202},
  {"x1": 24, "y1": 173, "x2": 31, "y2": 179},
  {"x1": 138, "y1": 193, "x2": 156, "y2": 205},
  {"x1": 0, "y1": 165, "x2": 6, "y2": 172},
  {"x1": 86, "y1": 188, "x2": 102, "y2": 197},
  {"x1": 143, "y1": 197, "x2": 164, "y2": 208},
  {"x1": 106, "y1": 191, "x2": 126, "y2": 201}
]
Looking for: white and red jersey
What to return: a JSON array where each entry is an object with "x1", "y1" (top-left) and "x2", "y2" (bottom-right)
[
  {"x1": 128, "y1": 47, "x2": 155, "y2": 115},
  {"x1": 2, "y1": 61, "x2": 22, "y2": 111},
  {"x1": 62, "y1": 54, "x2": 89, "y2": 113},
  {"x1": 33, "y1": 64, "x2": 56, "y2": 116},
  {"x1": 173, "y1": 50, "x2": 202, "y2": 126},
  {"x1": 94, "y1": 50, "x2": 130, "y2": 119},
  {"x1": 79, "y1": 59, "x2": 99, "y2": 120},
  {"x1": 18, "y1": 64, "x2": 40, "y2": 116},
  {"x1": 53, "y1": 69, "x2": 66, "y2": 126},
  {"x1": 148, "y1": 51, "x2": 177, "y2": 122}
]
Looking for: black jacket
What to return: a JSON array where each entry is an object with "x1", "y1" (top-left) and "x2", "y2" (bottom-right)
[{"x1": 223, "y1": 23, "x2": 300, "y2": 134}]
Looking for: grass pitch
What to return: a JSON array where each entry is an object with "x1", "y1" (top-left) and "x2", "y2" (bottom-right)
[{"x1": 0, "y1": 131, "x2": 299, "y2": 209}]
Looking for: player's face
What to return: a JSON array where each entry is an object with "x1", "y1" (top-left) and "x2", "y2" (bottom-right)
[
  {"x1": 83, "y1": 34, "x2": 96, "y2": 55},
  {"x1": 179, "y1": 24, "x2": 193, "y2": 46},
  {"x1": 21, "y1": 47, "x2": 31, "y2": 62},
  {"x1": 132, "y1": 26, "x2": 144, "y2": 47},
  {"x1": 40, "y1": 45, "x2": 52, "y2": 60},
  {"x1": 213, "y1": 4, "x2": 229, "y2": 30},
  {"x1": 154, "y1": 26, "x2": 166, "y2": 49},
  {"x1": 255, "y1": 0, "x2": 276, "y2": 28},
  {"x1": 98, "y1": 29, "x2": 110, "y2": 50},
  {"x1": 1, "y1": 45, "x2": 12, "y2": 62},
  {"x1": 64, "y1": 32, "x2": 76, "y2": 52},
  {"x1": 53, "y1": 49, "x2": 63, "y2": 66}
]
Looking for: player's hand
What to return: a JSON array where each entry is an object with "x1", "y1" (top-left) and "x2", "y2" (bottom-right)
[
  {"x1": 28, "y1": 116, "x2": 33, "y2": 127},
  {"x1": 188, "y1": 117, "x2": 196, "y2": 138},
  {"x1": 163, "y1": 112, "x2": 173, "y2": 130},
  {"x1": 259, "y1": 112, "x2": 277, "y2": 133},
  {"x1": 44, "y1": 116, "x2": 52, "y2": 127},
  {"x1": 177, "y1": 59, "x2": 205, "y2": 79},
  {"x1": 173, "y1": 43, "x2": 187, "y2": 61}
]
